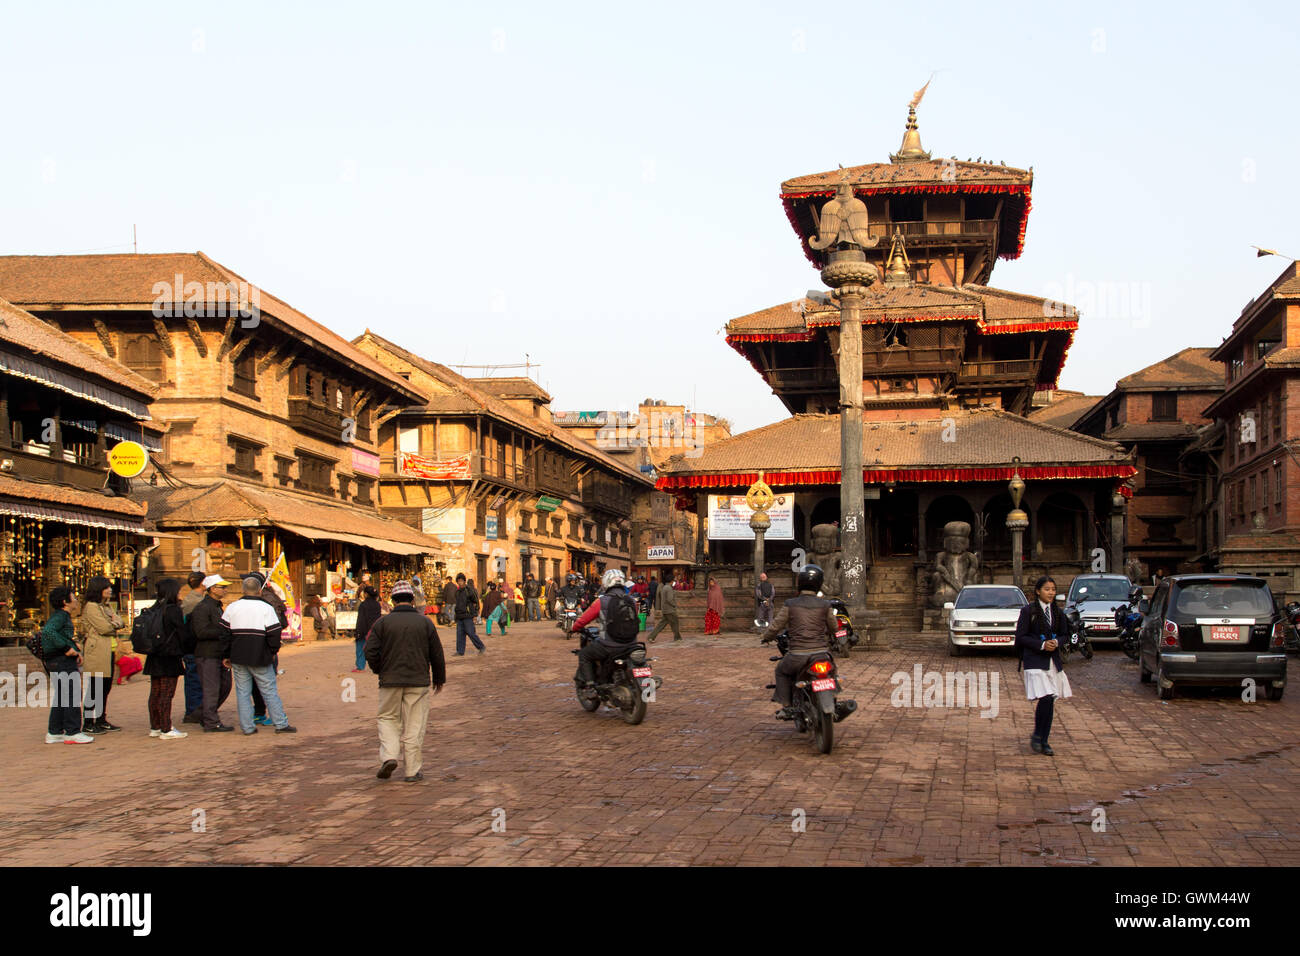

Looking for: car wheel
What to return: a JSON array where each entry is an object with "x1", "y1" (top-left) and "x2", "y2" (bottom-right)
[
  {"x1": 1139, "y1": 658, "x2": 1152, "y2": 683},
  {"x1": 1157, "y1": 673, "x2": 1175, "y2": 700},
  {"x1": 948, "y1": 639, "x2": 965, "y2": 657},
  {"x1": 1266, "y1": 684, "x2": 1284, "y2": 701}
]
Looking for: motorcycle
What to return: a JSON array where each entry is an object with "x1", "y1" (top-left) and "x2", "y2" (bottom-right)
[
  {"x1": 1061, "y1": 606, "x2": 1095, "y2": 660},
  {"x1": 763, "y1": 629, "x2": 857, "y2": 755},
  {"x1": 571, "y1": 626, "x2": 663, "y2": 725},
  {"x1": 1283, "y1": 601, "x2": 1300, "y2": 654},
  {"x1": 1114, "y1": 601, "x2": 1142, "y2": 660},
  {"x1": 827, "y1": 598, "x2": 858, "y2": 656},
  {"x1": 558, "y1": 597, "x2": 580, "y2": 636}
]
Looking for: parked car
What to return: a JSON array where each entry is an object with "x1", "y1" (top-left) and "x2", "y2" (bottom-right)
[
  {"x1": 947, "y1": 584, "x2": 1027, "y2": 655},
  {"x1": 1138, "y1": 574, "x2": 1287, "y2": 700},
  {"x1": 1065, "y1": 573, "x2": 1134, "y2": 645}
]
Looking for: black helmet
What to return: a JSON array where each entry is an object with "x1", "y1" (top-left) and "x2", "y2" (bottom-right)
[
  {"x1": 1128, "y1": 585, "x2": 1143, "y2": 603},
  {"x1": 796, "y1": 563, "x2": 825, "y2": 593}
]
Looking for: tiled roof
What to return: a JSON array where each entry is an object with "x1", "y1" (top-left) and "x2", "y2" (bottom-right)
[
  {"x1": 1103, "y1": 422, "x2": 1205, "y2": 442},
  {"x1": 782, "y1": 159, "x2": 1031, "y2": 192},
  {"x1": 1213, "y1": 261, "x2": 1300, "y2": 358},
  {"x1": 355, "y1": 331, "x2": 653, "y2": 486},
  {"x1": 0, "y1": 253, "x2": 424, "y2": 402},
  {"x1": 1026, "y1": 392, "x2": 1102, "y2": 430},
  {"x1": 139, "y1": 479, "x2": 443, "y2": 550},
  {"x1": 0, "y1": 297, "x2": 159, "y2": 400},
  {"x1": 658, "y1": 407, "x2": 1130, "y2": 476},
  {"x1": 1117, "y1": 347, "x2": 1222, "y2": 389},
  {"x1": 0, "y1": 473, "x2": 147, "y2": 517},
  {"x1": 726, "y1": 284, "x2": 1075, "y2": 335},
  {"x1": 470, "y1": 377, "x2": 553, "y2": 403}
]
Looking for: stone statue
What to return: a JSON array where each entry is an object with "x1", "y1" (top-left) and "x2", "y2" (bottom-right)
[
  {"x1": 809, "y1": 521, "x2": 844, "y2": 596},
  {"x1": 929, "y1": 520, "x2": 979, "y2": 608},
  {"x1": 808, "y1": 175, "x2": 880, "y2": 252},
  {"x1": 1124, "y1": 555, "x2": 1144, "y2": 585}
]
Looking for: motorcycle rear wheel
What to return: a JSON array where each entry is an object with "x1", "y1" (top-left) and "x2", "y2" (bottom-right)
[
  {"x1": 1081, "y1": 642, "x2": 1094, "y2": 660},
  {"x1": 575, "y1": 683, "x2": 599, "y2": 712},
  {"x1": 620, "y1": 684, "x2": 647, "y2": 725},
  {"x1": 813, "y1": 706, "x2": 834, "y2": 754}
]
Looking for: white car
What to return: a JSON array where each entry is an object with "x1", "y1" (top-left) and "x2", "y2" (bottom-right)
[{"x1": 947, "y1": 585, "x2": 1027, "y2": 655}]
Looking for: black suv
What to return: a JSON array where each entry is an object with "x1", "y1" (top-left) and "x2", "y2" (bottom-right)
[{"x1": 1138, "y1": 574, "x2": 1287, "y2": 700}]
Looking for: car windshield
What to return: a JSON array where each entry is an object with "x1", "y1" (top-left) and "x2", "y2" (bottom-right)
[
  {"x1": 1173, "y1": 582, "x2": 1274, "y2": 617},
  {"x1": 1069, "y1": 578, "x2": 1131, "y2": 602},
  {"x1": 955, "y1": 587, "x2": 1026, "y2": 609}
]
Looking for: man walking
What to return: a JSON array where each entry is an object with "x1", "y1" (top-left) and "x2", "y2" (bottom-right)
[
  {"x1": 440, "y1": 575, "x2": 457, "y2": 625},
  {"x1": 180, "y1": 570, "x2": 206, "y2": 724},
  {"x1": 220, "y1": 576, "x2": 297, "y2": 735},
  {"x1": 453, "y1": 573, "x2": 485, "y2": 655},
  {"x1": 365, "y1": 579, "x2": 445, "y2": 783},
  {"x1": 754, "y1": 571, "x2": 775, "y2": 629},
  {"x1": 544, "y1": 577, "x2": 558, "y2": 620},
  {"x1": 647, "y1": 570, "x2": 683, "y2": 642},
  {"x1": 188, "y1": 575, "x2": 234, "y2": 732},
  {"x1": 524, "y1": 573, "x2": 541, "y2": 622}
]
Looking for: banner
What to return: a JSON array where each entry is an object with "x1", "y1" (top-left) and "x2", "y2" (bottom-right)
[
  {"x1": 351, "y1": 448, "x2": 380, "y2": 477},
  {"x1": 486, "y1": 515, "x2": 499, "y2": 540},
  {"x1": 421, "y1": 507, "x2": 465, "y2": 543},
  {"x1": 399, "y1": 451, "x2": 472, "y2": 480},
  {"x1": 264, "y1": 552, "x2": 302, "y2": 642},
  {"x1": 707, "y1": 493, "x2": 794, "y2": 540},
  {"x1": 646, "y1": 545, "x2": 676, "y2": 560}
]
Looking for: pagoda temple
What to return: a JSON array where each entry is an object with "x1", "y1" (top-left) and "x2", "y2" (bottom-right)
[{"x1": 657, "y1": 96, "x2": 1137, "y2": 632}]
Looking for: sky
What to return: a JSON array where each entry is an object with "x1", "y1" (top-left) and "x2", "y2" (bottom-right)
[{"x1": 1, "y1": 1, "x2": 1297, "y2": 434}]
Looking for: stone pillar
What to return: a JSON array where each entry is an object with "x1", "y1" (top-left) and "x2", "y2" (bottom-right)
[
  {"x1": 916, "y1": 502, "x2": 928, "y2": 563},
  {"x1": 1008, "y1": 511, "x2": 1028, "y2": 588},
  {"x1": 1110, "y1": 493, "x2": 1126, "y2": 577}
]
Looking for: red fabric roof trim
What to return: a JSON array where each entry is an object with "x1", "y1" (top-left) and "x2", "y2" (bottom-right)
[
  {"x1": 978, "y1": 320, "x2": 1078, "y2": 335},
  {"x1": 725, "y1": 332, "x2": 815, "y2": 343},
  {"x1": 806, "y1": 311, "x2": 980, "y2": 328},
  {"x1": 657, "y1": 464, "x2": 1137, "y2": 491}
]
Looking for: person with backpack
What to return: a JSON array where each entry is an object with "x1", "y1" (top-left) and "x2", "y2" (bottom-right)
[
  {"x1": 79, "y1": 576, "x2": 125, "y2": 734},
  {"x1": 452, "y1": 573, "x2": 485, "y2": 656},
  {"x1": 439, "y1": 575, "x2": 457, "y2": 625},
  {"x1": 140, "y1": 578, "x2": 195, "y2": 739},
  {"x1": 40, "y1": 586, "x2": 94, "y2": 744},
  {"x1": 364, "y1": 579, "x2": 446, "y2": 783},
  {"x1": 220, "y1": 575, "x2": 297, "y2": 735},
  {"x1": 570, "y1": 569, "x2": 642, "y2": 698}
]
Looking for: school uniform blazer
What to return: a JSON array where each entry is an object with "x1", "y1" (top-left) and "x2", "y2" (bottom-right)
[{"x1": 1014, "y1": 601, "x2": 1068, "y2": 672}]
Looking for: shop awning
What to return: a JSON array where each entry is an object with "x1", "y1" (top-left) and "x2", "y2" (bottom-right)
[
  {"x1": 0, "y1": 500, "x2": 149, "y2": 533},
  {"x1": 275, "y1": 521, "x2": 442, "y2": 557},
  {"x1": 0, "y1": 347, "x2": 152, "y2": 419}
]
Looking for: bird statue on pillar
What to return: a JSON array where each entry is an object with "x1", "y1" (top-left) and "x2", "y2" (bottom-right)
[{"x1": 808, "y1": 170, "x2": 879, "y2": 252}]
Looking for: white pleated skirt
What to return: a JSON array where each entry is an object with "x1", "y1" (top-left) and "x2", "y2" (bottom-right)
[{"x1": 1023, "y1": 659, "x2": 1072, "y2": 701}]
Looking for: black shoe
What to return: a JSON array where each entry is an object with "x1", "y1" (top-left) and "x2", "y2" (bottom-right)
[
  {"x1": 403, "y1": 772, "x2": 424, "y2": 782},
  {"x1": 98, "y1": 720, "x2": 121, "y2": 732},
  {"x1": 81, "y1": 723, "x2": 99, "y2": 734},
  {"x1": 477, "y1": 647, "x2": 485, "y2": 654},
  {"x1": 1041, "y1": 743, "x2": 1055, "y2": 756},
  {"x1": 204, "y1": 724, "x2": 234, "y2": 733},
  {"x1": 1030, "y1": 737, "x2": 1043, "y2": 754},
  {"x1": 182, "y1": 712, "x2": 202, "y2": 724},
  {"x1": 377, "y1": 759, "x2": 398, "y2": 780},
  {"x1": 275, "y1": 725, "x2": 298, "y2": 734}
]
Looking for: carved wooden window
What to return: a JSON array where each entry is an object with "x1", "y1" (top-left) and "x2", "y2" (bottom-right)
[
  {"x1": 227, "y1": 436, "x2": 264, "y2": 480},
  {"x1": 354, "y1": 476, "x2": 375, "y2": 506},
  {"x1": 274, "y1": 455, "x2": 294, "y2": 487},
  {"x1": 232, "y1": 347, "x2": 257, "y2": 398},
  {"x1": 296, "y1": 452, "x2": 334, "y2": 495},
  {"x1": 1151, "y1": 393, "x2": 1176, "y2": 421},
  {"x1": 120, "y1": 333, "x2": 163, "y2": 381}
]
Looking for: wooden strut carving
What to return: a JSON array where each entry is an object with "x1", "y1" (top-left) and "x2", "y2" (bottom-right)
[
  {"x1": 186, "y1": 319, "x2": 208, "y2": 357},
  {"x1": 91, "y1": 318, "x2": 116, "y2": 357},
  {"x1": 215, "y1": 314, "x2": 238, "y2": 360},
  {"x1": 225, "y1": 335, "x2": 254, "y2": 364},
  {"x1": 274, "y1": 346, "x2": 301, "y2": 380},
  {"x1": 152, "y1": 317, "x2": 176, "y2": 357},
  {"x1": 256, "y1": 340, "x2": 290, "y2": 376}
]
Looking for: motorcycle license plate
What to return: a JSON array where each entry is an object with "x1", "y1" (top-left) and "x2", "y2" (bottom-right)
[
  {"x1": 835, "y1": 629, "x2": 847, "y2": 638},
  {"x1": 981, "y1": 635, "x2": 1013, "y2": 643},
  {"x1": 810, "y1": 678, "x2": 836, "y2": 692},
  {"x1": 632, "y1": 667, "x2": 653, "y2": 678},
  {"x1": 1210, "y1": 626, "x2": 1239, "y2": 642}
]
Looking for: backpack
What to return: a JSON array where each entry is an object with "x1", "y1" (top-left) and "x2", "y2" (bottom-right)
[
  {"x1": 604, "y1": 590, "x2": 640, "y2": 642},
  {"x1": 24, "y1": 631, "x2": 46, "y2": 671},
  {"x1": 130, "y1": 603, "x2": 166, "y2": 656}
]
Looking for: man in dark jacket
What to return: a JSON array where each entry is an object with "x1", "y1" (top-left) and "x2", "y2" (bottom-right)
[
  {"x1": 364, "y1": 579, "x2": 445, "y2": 782},
  {"x1": 524, "y1": 573, "x2": 541, "y2": 621},
  {"x1": 647, "y1": 573, "x2": 682, "y2": 642},
  {"x1": 41, "y1": 587, "x2": 92, "y2": 744},
  {"x1": 762, "y1": 564, "x2": 837, "y2": 717},
  {"x1": 754, "y1": 572, "x2": 775, "y2": 629},
  {"x1": 452, "y1": 573, "x2": 485, "y2": 655},
  {"x1": 189, "y1": 575, "x2": 234, "y2": 732},
  {"x1": 543, "y1": 577, "x2": 558, "y2": 620},
  {"x1": 440, "y1": 576, "x2": 457, "y2": 625},
  {"x1": 220, "y1": 576, "x2": 296, "y2": 735}
]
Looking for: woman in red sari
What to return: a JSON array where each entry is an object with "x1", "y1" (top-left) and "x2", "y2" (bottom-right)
[{"x1": 704, "y1": 578, "x2": 724, "y2": 635}]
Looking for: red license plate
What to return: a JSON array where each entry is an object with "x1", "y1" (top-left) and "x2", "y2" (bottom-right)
[
  {"x1": 1210, "y1": 626, "x2": 1239, "y2": 642},
  {"x1": 632, "y1": 667, "x2": 653, "y2": 677},
  {"x1": 811, "y1": 678, "x2": 836, "y2": 692},
  {"x1": 835, "y1": 629, "x2": 847, "y2": 638},
  {"x1": 981, "y1": 635, "x2": 1013, "y2": 643}
]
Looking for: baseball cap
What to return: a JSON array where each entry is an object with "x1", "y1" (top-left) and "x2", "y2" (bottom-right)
[{"x1": 201, "y1": 574, "x2": 231, "y2": 589}]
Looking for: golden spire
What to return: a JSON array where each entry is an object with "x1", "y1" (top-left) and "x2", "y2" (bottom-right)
[
  {"x1": 890, "y1": 79, "x2": 933, "y2": 164},
  {"x1": 884, "y1": 229, "x2": 911, "y2": 286}
]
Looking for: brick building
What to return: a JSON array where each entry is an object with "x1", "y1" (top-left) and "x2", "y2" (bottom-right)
[
  {"x1": 1201, "y1": 261, "x2": 1300, "y2": 597},
  {"x1": 352, "y1": 331, "x2": 654, "y2": 589},
  {"x1": 0, "y1": 253, "x2": 447, "y2": 631},
  {"x1": 1069, "y1": 348, "x2": 1222, "y2": 579}
]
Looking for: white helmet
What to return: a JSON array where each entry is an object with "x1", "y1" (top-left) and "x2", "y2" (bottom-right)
[{"x1": 601, "y1": 569, "x2": 626, "y2": 591}]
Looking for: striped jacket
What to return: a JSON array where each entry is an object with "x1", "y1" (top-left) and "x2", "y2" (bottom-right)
[{"x1": 219, "y1": 596, "x2": 284, "y2": 667}]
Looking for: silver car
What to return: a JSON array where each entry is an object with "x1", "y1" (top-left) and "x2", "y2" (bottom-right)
[
  {"x1": 1065, "y1": 574, "x2": 1133, "y2": 645},
  {"x1": 947, "y1": 585, "x2": 1027, "y2": 655}
]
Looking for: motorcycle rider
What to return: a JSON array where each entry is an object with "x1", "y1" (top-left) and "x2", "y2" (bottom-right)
[
  {"x1": 571, "y1": 569, "x2": 642, "y2": 698},
  {"x1": 761, "y1": 563, "x2": 837, "y2": 719},
  {"x1": 557, "y1": 573, "x2": 584, "y2": 630}
]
